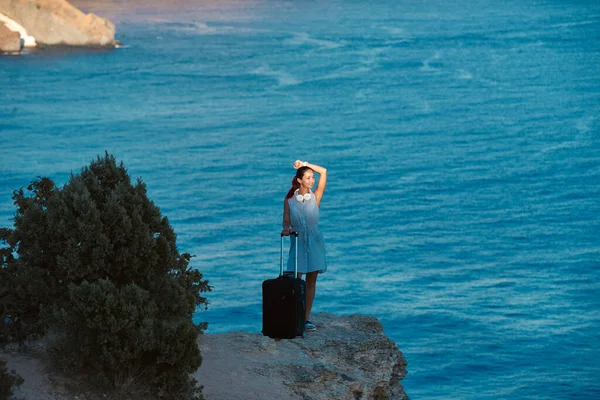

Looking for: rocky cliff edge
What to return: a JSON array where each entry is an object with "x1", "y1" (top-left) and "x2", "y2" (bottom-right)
[{"x1": 2, "y1": 313, "x2": 409, "y2": 400}]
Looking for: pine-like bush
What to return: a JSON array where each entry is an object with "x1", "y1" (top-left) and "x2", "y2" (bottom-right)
[
  {"x1": 0, "y1": 153, "x2": 210, "y2": 399},
  {"x1": 0, "y1": 358, "x2": 24, "y2": 399}
]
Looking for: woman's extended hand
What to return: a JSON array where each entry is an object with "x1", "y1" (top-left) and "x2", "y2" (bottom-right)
[{"x1": 293, "y1": 160, "x2": 304, "y2": 169}]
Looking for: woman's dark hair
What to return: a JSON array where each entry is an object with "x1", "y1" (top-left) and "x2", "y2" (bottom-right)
[{"x1": 286, "y1": 166, "x2": 312, "y2": 199}]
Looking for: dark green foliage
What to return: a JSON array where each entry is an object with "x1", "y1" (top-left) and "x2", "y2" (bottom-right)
[
  {"x1": 0, "y1": 358, "x2": 24, "y2": 399},
  {"x1": 0, "y1": 177, "x2": 57, "y2": 343},
  {"x1": 0, "y1": 153, "x2": 210, "y2": 399}
]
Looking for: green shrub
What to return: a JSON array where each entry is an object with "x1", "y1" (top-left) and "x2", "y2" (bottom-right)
[
  {"x1": 0, "y1": 153, "x2": 210, "y2": 399},
  {"x1": 0, "y1": 358, "x2": 24, "y2": 399}
]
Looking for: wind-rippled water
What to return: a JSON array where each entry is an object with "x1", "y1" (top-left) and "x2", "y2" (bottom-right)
[{"x1": 1, "y1": 1, "x2": 599, "y2": 398}]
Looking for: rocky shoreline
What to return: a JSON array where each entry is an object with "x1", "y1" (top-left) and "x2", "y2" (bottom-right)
[
  {"x1": 2, "y1": 313, "x2": 409, "y2": 400},
  {"x1": 0, "y1": 0, "x2": 117, "y2": 54}
]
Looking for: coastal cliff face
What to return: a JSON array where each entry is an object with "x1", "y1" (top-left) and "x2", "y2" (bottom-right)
[
  {"x1": 0, "y1": 21, "x2": 20, "y2": 52},
  {"x1": 0, "y1": 0, "x2": 116, "y2": 48},
  {"x1": 2, "y1": 313, "x2": 409, "y2": 400},
  {"x1": 196, "y1": 313, "x2": 409, "y2": 400}
]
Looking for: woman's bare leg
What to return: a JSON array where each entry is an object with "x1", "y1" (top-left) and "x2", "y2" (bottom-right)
[
  {"x1": 296, "y1": 272, "x2": 319, "y2": 320},
  {"x1": 304, "y1": 272, "x2": 318, "y2": 320}
]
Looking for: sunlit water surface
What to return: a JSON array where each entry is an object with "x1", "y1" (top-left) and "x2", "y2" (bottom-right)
[{"x1": 1, "y1": 1, "x2": 599, "y2": 398}]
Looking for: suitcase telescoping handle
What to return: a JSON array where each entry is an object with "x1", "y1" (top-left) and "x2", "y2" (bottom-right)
[{"x1": 280, "y1": 231, "x2": 298, "y2": 277}]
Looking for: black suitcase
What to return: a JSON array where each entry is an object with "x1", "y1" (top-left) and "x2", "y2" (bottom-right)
[{"x1": 262, "y1": 232, "x2": 306, "y2": 339}]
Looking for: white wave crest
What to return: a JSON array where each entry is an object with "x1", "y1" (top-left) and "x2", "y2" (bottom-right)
[
  {"x1": 381, "y1": 26, "x2": 414, "y2": 42},
  {"x1": 355, "y1": 46, "x2": 389, "y2": 66},
  {"x1": 420, "y1": 52, "x2": 441, "y2": 72},
  {"x1": 284, "y1": 32, "x2": 344, "y2": 50},
  {"x1": 151, "y1": 19, "x2": 268, "y2": 36},
  {"x1": 250, "y1": 65, "x2": 300, "y2": 86},
  {"x1": 457, "y1": 69, "x2": 473, "y2": 80}
]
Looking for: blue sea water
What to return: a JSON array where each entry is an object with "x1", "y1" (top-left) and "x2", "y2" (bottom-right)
[{"x1": 1, "y1": 0, "x2": 600, "y2": 398}]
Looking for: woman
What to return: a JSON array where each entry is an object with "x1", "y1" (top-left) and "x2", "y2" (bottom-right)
[{"x1": 282, "y1": 159, "x2": 327, "y2": 332}]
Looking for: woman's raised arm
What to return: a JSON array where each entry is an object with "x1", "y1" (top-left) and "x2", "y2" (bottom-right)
[{"x1": 294, "y1": 160, "x2": 327, "y2": 207}]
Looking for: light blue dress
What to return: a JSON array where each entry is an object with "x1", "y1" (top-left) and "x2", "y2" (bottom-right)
[{"x1": 287, "y1": 191, "x2": 327, "y2": 274}]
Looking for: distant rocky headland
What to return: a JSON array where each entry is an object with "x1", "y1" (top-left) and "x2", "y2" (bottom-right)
[
  {"x1": 0, "y1": 0, "x2": 117, "y2": 54},
  {"x1": 2, "y1": 313, "x2": 409, "y2": 399}
]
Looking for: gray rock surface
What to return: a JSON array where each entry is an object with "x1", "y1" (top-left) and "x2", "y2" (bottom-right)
[
  {"x1": 0, "y1": 21, "x2": 21, "y2": 52},
  {"x1": 0, "y1": 0, "x2": 116, "y2": 47},
  {"x1": 195, "y1": 313, "x2": 409, "y2": 400},
  {"x1": 2, "y1": 313, "x2": 409, "y2": 399}
]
